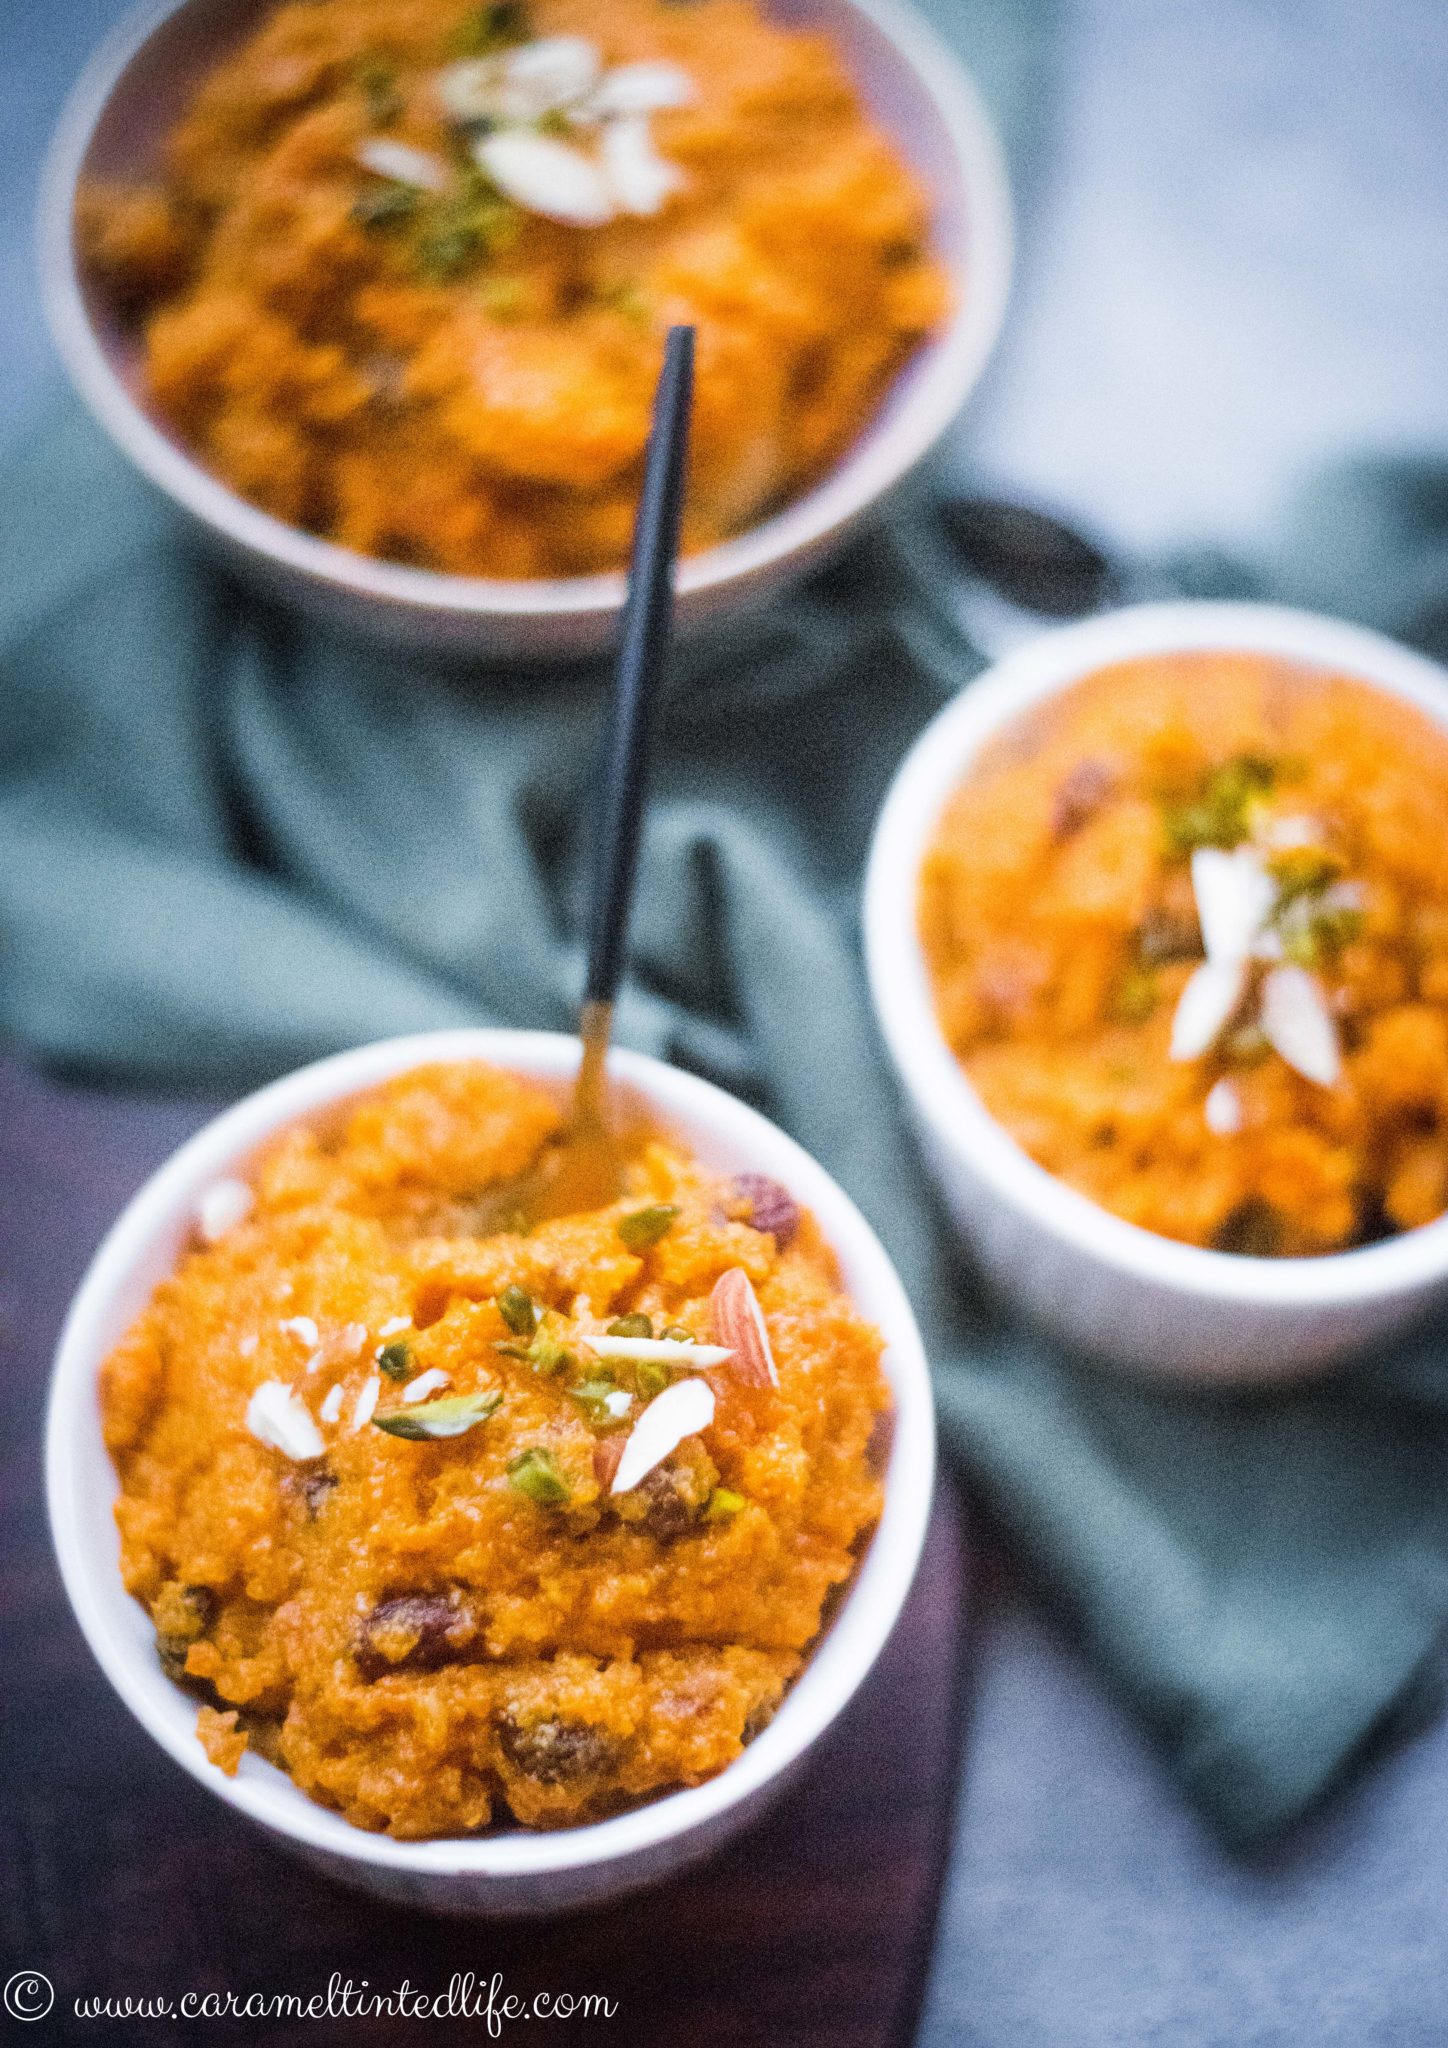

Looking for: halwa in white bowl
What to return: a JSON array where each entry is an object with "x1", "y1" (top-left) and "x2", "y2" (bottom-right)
[
  {"x1": 46, "y1": 1028, "x2": 934, "y2": 1915},
  {"x1": 864, "y1": 602, "x2": 1448, "y2": 1383},
  {"x1": 38, "y1": 0, "x2": 1011, "y2": 660}
]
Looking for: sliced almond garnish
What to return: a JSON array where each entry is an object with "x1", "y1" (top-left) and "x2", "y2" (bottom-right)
[
  {"x1": 436, "y1": 57, "x2": 500, "y2": 122},
  {"x1": 400, "y1": 1367, "x2": 451, "y2": 1404},
  {"x1": 585, "y1": 60, "x2": 696, "y2": 117},
  {"x1": 279, "y1": 1315, "x2": 320, "y2": 1348},
  {"x1": 610, "y1": 1377, "x2": 716, "y2": 1495},
  {"x1": 1259, "y1": 813, "x2": 1327, "y2": 852},
  {"x1": 352, "y1": 1375, "x2": 381, "y2": 1431},
  {"x1": 600, "y1": 114, "x2": 685, "y2": 217},
  {"x1": 709, "y1": 1267, "x2": 779, "y2": 1388},
  {"x1": 441, "y1": 40, "x2": 598, "y2": 125},
  {"x1": 1190, "y1": 845, "x2": 1275, "y2": 964},
  {"x1": 496, "y1": 34, "x2": 600, "y2": 118},
  {"x1": 245, "y1": 1381, "x2": 324, "y2": 1461},
  {"x1": 1203, "y1": 1077, "x2": 1244, "y2": 1135},
  {"x1": 355, "y1": 139, "x2": 450, "y2": 192},
  {"x1": 319, "y1": 1383, "x2": 345, "y2": 1424},
  {"x1": 474, "y1": 130, "x2": 614, "y2": 225},
  {"x1": 1259, "y1": 965, "x2": 1341, "y2": 1086},
  {"x1": 1169, "y1": 956, "x2": 1249, "y2": 1062},
  {"x1": 196, "y1": 1178, "x2": 253, "y2": 1245}
]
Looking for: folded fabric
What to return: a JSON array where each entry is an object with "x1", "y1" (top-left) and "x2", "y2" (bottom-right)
[{"x1": 11, "y1": 396, "x2": 1448, "y2": 1844}]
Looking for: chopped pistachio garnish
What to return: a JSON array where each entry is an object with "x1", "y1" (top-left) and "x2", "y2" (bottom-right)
[
  {"x1": 634, "y1": 1358, "x2": 672, "y2": 1401},
  {"x1": 1279, "y1": 922, "x2": 1322, "y2": 971},
  {"x1": 568, "y1": 1376, "x2": 624, "y2": 1425},
  {"x1": 1164, "y1": 755, "x2": 1279, "y2": 855},
  {"x1": 356, "y1": 58, "x2": 403, "y2": 127},
  {"x1": 480, "y1": 275, "x2": 527, "y2": 317},
  {"x1": 529, "y1": 1334, "x2": 572, "y2": 1376},
  {"x1": 1277, "y1": 887, "x2": 1365, "y2": 969},
  {"x1": 449, "y1": 1, "x2": 532, "y2": 59},
  {"x1": 607, "y1": 1312, "x2": 654, "y2": 1338},
  {"x1": 351, "y1": 182, "x2": 420, "y2": 231},
  {"x1": 1136, "y1": 907, "x2": 1199, "y2": 965},
  {"x1": 596, "y1": 279, "x2": 650, "y2": 322},
  {"x1": 1268, "y1": 844, "x2": 1343, "y2": 902},
  {"x1": 618, "y1": 1204, "x2": 680, "y2": 1252},
  {"x1": 377, "y1": 1340, "x2": 414, "y2": 1381},
  {"x1": 497, "y1": 1283, "x2": 539, "y2": 1336},
  {"x1": 1113, "y1": 964, "x2": 1158, "y2": 1024},
  {"x1": 414, "y1": 170, "x2": 518, "y2": 280},
  {"x1": 507, "y1": 1446, "x2": 571, "y2": 1506},
  {"x1": 373, "y1": 1388, "x2": 502, "y2": 1439},
  {"x1": 1224, "y1": 1020, "x2": 1270, "y2": 1066},
  {"x1": 493, "y1": 1330, "x2": 572, "y2": 1375},
  {"x1": 704, "y1": 1487, "x2": 745, "y2": 1522},
  {"x1": 415, "y1": 219, "x2": 482, "y2": 280}
]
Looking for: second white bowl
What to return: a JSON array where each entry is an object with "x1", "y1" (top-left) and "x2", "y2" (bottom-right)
[
  {"x1": 864, "y1": 601, "x2": 1448, "y2": 1383},
  {"x1": 39, "y1": 0, "x2": 1012, "y2": 660}
]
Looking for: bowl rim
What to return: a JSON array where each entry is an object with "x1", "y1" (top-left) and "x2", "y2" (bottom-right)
[
  {"x1": 46, "y1": 1027, "x2": 935, "y2": 1879},
  {"x1": 36, "y1": 0, "x2": 1013, "y2": 626},
  {"x1": 863, "y1": 599, "x2": 1448, "y2": 1310}
]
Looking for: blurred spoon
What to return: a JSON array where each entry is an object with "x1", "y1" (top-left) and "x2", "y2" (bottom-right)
[
  {"x1": 937, "y1": 495, "x2": 1120, "y2": 617},
  {"x1": 933, "y1": 493, "x2": 1131, "y2": 660}
]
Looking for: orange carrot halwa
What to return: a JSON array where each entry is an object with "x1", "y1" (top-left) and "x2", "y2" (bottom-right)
[
  {"x1": 100, "y1": 1061, "x2": 889, "y2": 1837},
  {"x1": 919, "y1": 653, "x2": 1448, "y2": 1256},
  {"x1": 78, "y1": 0, "x2": 948, "y2": 577}
]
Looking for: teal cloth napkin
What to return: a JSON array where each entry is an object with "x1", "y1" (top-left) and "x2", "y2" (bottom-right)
[
  {"x1": 10, "y1": 0, "x2": 1448, "y2": 1843},
  {"x1": 11, "y1": 404, "x2": 1448, "y2": 1845}
]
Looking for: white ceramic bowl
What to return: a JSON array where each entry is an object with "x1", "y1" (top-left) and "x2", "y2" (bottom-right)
[
  {"x1": 46, "y1": 1028, "x2": 934, "y2": 1915},
  {"x1": 38, "y1": 0, "x2": 1012, "y2": 661},
  {"x1": 864, "y1": 601, "x2": 1448, "y2": 1383}
]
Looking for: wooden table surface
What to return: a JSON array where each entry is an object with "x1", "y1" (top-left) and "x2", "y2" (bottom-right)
[{"x1": 0, "y1": 1055, "x2": 971, "y2": 2048}]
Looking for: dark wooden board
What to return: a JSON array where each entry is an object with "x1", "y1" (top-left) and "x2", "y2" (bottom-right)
[{"x1": 0, "y1": 1055, "x2": 969, "y2": 2048}]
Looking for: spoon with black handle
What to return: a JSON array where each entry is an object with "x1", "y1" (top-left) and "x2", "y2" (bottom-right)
[{"x1": 476, "y1": 323, "x2": 695, "y2": 1229}]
